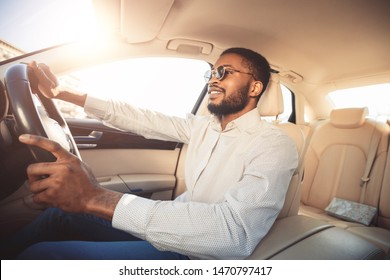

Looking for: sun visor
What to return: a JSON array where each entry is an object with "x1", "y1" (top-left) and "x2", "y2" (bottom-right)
[{"x1": 120, "y1": 0, "x2": 175, "y2": 43}]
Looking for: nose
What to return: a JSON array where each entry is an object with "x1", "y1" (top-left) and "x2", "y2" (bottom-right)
[
  {"x1": 207, "y1": 72, "x2": 220, "y2": 85},
  {"x1": 207, "y1": 80, "x2": 218, "y2": 89}
]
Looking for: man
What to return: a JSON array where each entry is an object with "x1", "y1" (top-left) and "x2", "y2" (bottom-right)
[{"x1": 1, "y1": 48, "x2": 298, "y2": 259}]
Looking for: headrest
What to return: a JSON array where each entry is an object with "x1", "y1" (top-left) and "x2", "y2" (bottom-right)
[
  {"x1": 257, "y1": 73, "x2": 284, "y2": 117},
  {"x1": 330, "y1": 107, "x2": 368, "y2": 128},
  {"x1": 0, "y1": 80, "x2": 8, "y2": 120}
]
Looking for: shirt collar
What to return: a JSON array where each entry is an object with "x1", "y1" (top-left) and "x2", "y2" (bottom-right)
[{"x1": 210, "y1": 109, "x2": 262, "y2": 133}]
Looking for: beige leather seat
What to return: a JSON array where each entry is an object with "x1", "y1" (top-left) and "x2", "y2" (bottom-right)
[
  {"x1": 249, "y1": 78, "x2": 385, "y2": 260},
  {"x1": 299, "y1": 107, "x2": 390, "y2": 254},
  {"x1": 342, "y1": 133, "x2": 390, "y2": 256},
  {"x1": 257, "y1": 74, "x2": 306, "y2": 218}
]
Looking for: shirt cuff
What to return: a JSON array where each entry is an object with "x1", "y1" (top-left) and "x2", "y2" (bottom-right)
[
  {"x1": 112, "y1": 193, "x2": 156, "y2": 240},
  {"x1": 84, "y1": 95, "x2": 109, "y2": 120}
]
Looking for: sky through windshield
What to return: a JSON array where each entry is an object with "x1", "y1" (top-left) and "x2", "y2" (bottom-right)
[{"x1": 0, "y1": 0, "x2": 95, "y2": 53}]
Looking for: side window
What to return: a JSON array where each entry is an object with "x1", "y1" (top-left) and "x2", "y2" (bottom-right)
[
  {"x1": 278, "y1": 84, "x2": 294, "y2": 123},
  {"x1": 55, "y1": 57, "x2": 211, "y2": 119}
]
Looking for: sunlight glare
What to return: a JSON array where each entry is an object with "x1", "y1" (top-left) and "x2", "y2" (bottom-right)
[
  {"x1": 329, "y1": 83, "x2": 390, "y2": 121},
  {"x1": 34, "y1": 0, "x2": 100, "y2": 47},
  {"x1": 58, "y1": 58, "x2": 210, "y2": 118}
]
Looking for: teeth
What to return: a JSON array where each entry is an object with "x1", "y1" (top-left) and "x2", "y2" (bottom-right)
[{"x1": 209, "y1": 91, "x2": 222, "y2": 94}]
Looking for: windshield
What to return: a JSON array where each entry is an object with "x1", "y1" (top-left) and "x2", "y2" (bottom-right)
[
  {"x1": 56, "y1": 57, "x2": 210, "y2": 118},
  {"x1": 0, "y1": 0, "x2": 96, "y2": 58}
]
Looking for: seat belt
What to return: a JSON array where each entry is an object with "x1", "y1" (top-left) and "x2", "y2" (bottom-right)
[{"x1": 359, "y1": 124, "x2": 381, "y2": 203}]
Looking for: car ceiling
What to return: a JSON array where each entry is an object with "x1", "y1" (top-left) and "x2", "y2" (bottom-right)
[
  {"x1": 112, "y1": 0, "x2": 390, "y2": 85},
  {"x1": 1, "y1": 0, "x2": 389, "y2": 119}
]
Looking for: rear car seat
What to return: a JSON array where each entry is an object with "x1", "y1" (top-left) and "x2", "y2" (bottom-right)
[
  {"x1": 341, "y1": 132, "x2": 390, "y2": 258},
  {"x1": 249, "y1": 78, "x2": 385, "y2": 259},
  {"x1": 299, "y1": 107, "x2": 390, "y2": 255}
]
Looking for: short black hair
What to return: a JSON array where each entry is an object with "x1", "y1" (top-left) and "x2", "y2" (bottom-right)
[{"x1": 221, "y1": 47, "x2": 271, "y2": 94}]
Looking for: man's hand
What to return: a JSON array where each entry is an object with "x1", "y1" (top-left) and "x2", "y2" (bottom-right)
[
  {"x1": 28, "y1": 61, "x2": 60, "y2": 99},
  {"x1": 19, "y1": 134, "x2": 123, "y2": 221},
  {"x1": 28, "y1": 61, "x2": 88, "y2": 107}
]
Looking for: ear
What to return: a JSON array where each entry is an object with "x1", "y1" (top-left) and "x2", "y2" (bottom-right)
[{"x1": 249, "y1": 81, "x2": 263, "y2": 98}]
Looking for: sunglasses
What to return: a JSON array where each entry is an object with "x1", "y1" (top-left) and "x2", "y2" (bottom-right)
[{"x1": 204, "y1": 65, "x2": 256, "y2": 82}]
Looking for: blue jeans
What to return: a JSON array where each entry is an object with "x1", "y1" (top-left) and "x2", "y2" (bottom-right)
[{"x1": 0, "y1": 208, "x2": 189, "y2": 260}]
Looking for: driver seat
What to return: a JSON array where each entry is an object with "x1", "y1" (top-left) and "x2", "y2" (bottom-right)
[
  {"x1": 246, "y1": 74, "x2": 308, "y2": 259},
  {"x1": 257, "y1": 74, "x2": 306, "y2": 219}
]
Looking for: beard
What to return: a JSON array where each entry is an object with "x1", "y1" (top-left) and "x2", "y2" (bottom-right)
[{"x1": 207, "y1": 84, "x2": 251, "y2": 117}]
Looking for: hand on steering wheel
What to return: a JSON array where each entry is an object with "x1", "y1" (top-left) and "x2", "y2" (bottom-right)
[
  {"x1": 19, "y1": 134, "x2": 122, "y2": 219},
  {"x1": 5, "y1": 62, "x2": 79, "y2": 157},
  {"x1": 28, "y1": 61, "x2": 60, "y2": 99}
]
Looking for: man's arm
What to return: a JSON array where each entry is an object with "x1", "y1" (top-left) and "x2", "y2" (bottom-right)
[
  {"x1": 29, "y1": 61, "x2": 87, "y2": 107},
  {"x1": 29, "y1": 61, "x2": 194, "y2": 144},
  {"x1": 113, "y1": 133, "x2": 298, "y2": 259}
]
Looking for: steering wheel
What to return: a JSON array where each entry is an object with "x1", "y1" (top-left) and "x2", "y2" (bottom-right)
[{"x1": 1, "y1": 63, "x2": 80, "y2": 199}]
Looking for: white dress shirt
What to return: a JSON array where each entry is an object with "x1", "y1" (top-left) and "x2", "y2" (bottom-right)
[{"x1": 84, "y1": 96, "x2": 298, "y2": 259}]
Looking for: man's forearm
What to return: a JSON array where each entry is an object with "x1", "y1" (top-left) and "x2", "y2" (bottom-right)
[
  {"x1": 84, "y1": 187, "x2": 124, "y2": 221},
  {"x1": 56, "y1": 89, "x2": 88, "y2": 107}
]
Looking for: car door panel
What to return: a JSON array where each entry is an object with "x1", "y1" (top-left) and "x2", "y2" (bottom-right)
[
  {"x1": 97, "y1": 174, "x2": 177, "y2": 200},
  {"x1": 66, "y1": 118, "x2": 179, "y2": 150},
  {"x1": 66, "y1": 118, "x2": 181, "y2": 200}
]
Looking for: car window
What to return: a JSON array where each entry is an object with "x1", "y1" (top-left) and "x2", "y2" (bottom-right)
[
  {"x1": 56, "y1": 57, "x2": 211, "y2": 118},
  {"x1": 0, "y1": 0, "x2": 96, "y2": 54},
  {"x1": 328, "y1": 83, "x2": 390, "y2": 122},
  {"x1": 279, "y1": 85, "x2": 293, "y2": 122}
]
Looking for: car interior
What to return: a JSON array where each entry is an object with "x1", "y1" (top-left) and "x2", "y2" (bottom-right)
[{"x1": 0, "y1": 0, "x2": 389, "y2": 260}]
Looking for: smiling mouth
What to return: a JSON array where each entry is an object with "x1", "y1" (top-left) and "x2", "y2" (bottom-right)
[
  {"x1": 208, "y1": 86, "x2": 224, "y2": 96},
  {"x1": 208, "y1": 91, "x2": 224, "y2": 101}
]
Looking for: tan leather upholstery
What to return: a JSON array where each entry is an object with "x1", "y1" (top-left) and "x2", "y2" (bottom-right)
[
  {"x1": 276, "y1": 122, "x2": 305, "y2": 218},
  {"x1": 269, "y1": 226, "x2": 385, "y2": 260},
  {"x1": 251, "y1": 82, "x2": 386, "y2": 260},
  {"x1": 341, "y1": 135, "x2": 390, "y2": 255},
  {"x1": 301, "y1": 108, "x2": 388, "y2": 211},
  {"x1": 248, "y1": 214, "x2": 385, "y2": 260},
  {"x1": 247, "y1": 215, "x2": 332, "y2": 259},
  {"x1": 378, "y1": 138, "x2": 390, "y2": 229},
  {"x1": 330, "y1": 107, "x2": 368, "y2": 128},
  {"x1": 257, "y1": 74, "x2": 284, "y2": 116},
  {"x1": 257, "y1": 74, "x2": 305, "y2": 219},
  {"x1": 299, "y1": 107, "x2": 390, "y2": 253}
]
